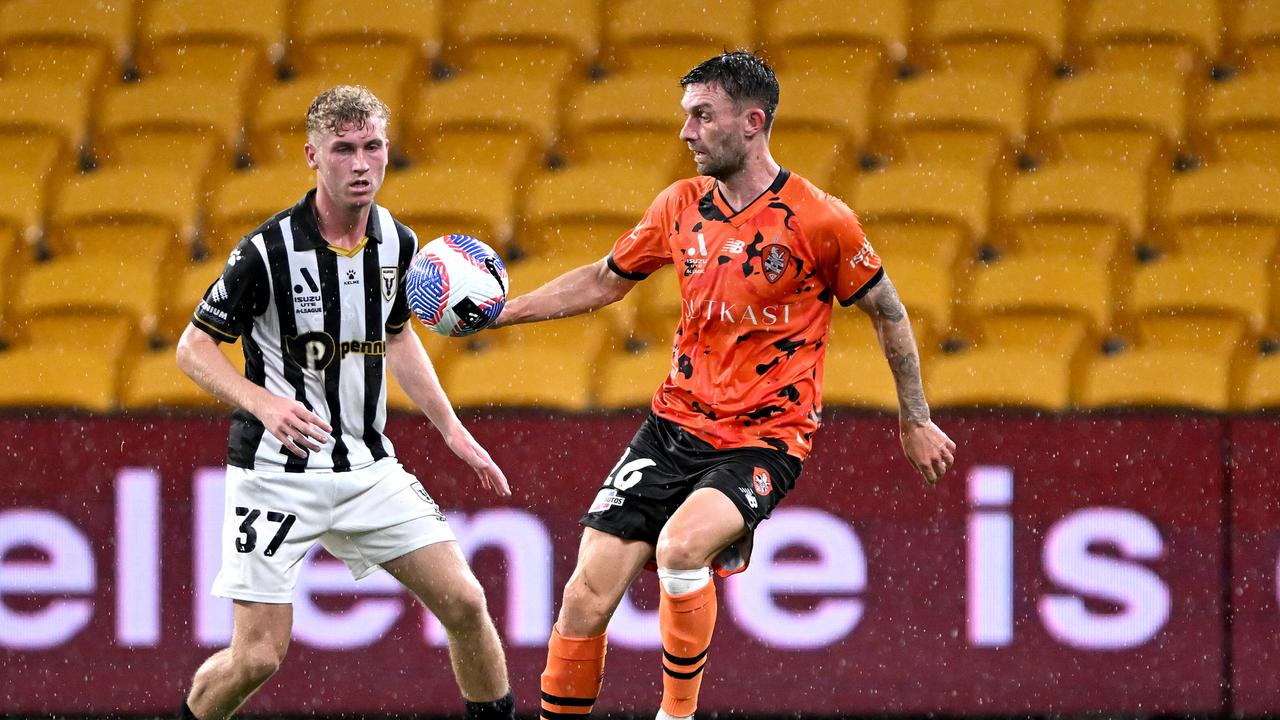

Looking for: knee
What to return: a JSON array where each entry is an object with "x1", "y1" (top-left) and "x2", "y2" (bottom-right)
[
  {"x1": 236, "y1": 640, "x2": 287, "y2": 686},
  {"x1": 434, "y1": 577, "x2": 491, "y2": 635},
  {"x1": 655, "y1": 530, "x2": 707, "y2": 570},
  {"x1": 557, "y1": 576, "x2": 613, "y2": 636}
]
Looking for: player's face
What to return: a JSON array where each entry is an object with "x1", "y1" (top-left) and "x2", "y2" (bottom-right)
[
  {"x1": 679, "y1": 82, "x2": 749, "y2": 180},
  {"x1": 305, "y1": 116, "x2": 389, "y2": 210}
]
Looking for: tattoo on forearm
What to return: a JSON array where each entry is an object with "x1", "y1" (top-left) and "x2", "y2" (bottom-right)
[
  {"x1": 873, "y1": 281, "x2": 907, "y2": 323},
  {"x1": 886, "y1": 344, "x2": 930, "y2": 425}
]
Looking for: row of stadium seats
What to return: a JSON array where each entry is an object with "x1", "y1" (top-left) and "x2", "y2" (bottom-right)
[
  {"x1": 4, "y1": 295, "x2": 1277, "y2": 414},
  {"x1": 2, "y1": 0, "x2": 1279, "y2": 414}
]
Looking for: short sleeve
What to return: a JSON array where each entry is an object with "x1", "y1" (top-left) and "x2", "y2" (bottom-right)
[
  {"x1": 607, "y1": 182, "x2": 684, "y2": 279},
  {"x1": 192, "y1": 238, "x2": 269, "y2": 342},
  {"x1": 812, "y1": 195, "x2": 883, "y2": 306},
  {"x1": 386, "y1": 220, "x2": 418, "y2": 334}
]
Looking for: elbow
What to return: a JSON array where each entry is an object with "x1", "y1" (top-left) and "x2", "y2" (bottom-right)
[{"x1": 174, "y1": 326, "x2": 203, "y2": 378}]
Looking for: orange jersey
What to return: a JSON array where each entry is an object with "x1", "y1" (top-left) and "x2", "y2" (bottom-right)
[{"x1": 608, "y1": 169, "x2": 882, "y2": 460}]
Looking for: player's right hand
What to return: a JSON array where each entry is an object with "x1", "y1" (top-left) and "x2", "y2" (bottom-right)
[{"x1": 254, "y1": 394, "x2": 333, "y2": 458}]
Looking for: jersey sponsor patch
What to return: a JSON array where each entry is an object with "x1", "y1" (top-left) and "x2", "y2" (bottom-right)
[
  {"x1": 589, "y1": 488, "x2": 625, "y2": 513},
  {"x1": 752, "y1": 466, "x2": 773, "y2": 495}
]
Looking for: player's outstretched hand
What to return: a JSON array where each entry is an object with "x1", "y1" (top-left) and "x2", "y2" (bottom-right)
[
  {"x1": 901, "y1": 420, "x2": 956, "y2": 485},
  {"x1": 444, "y1": 424, "x2": 511, "y2": 496},
  {"x1": 254, "y1": 395, "x2": 332, "y2": 458}
]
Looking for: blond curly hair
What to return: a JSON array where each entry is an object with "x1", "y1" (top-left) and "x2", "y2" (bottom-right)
[{"x1": 305, "y1": 85, "x2": 391, "y2": 142}]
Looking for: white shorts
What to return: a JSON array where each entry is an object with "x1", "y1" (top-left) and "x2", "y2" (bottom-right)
[{"x1": 212, "y1": 457, "x2": 455, "y2": 604}]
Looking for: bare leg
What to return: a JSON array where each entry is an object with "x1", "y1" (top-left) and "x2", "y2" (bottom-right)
[
  {"x1": 382, "y1": 541, "x2": 509, "y2": 702},
  {"x1": 656, "y1": 487, "x2": 745, "y2": 570},
  {"x1": 187, "y1": 601, "x2": 292, "y2": 720},
  {"x1": 557, "y1": 527, "x2": 654, "y2": 636}
]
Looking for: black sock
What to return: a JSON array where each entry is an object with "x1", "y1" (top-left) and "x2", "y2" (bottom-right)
[
  {"x1": 465, "y1": 689, "x2": 515, "y2": 720},
  {"x1": 178, "y1": 699, "x2": 198, "y2": 720}
]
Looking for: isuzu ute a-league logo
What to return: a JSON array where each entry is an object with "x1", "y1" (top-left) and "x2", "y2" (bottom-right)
[{"x1": 381, "y1": 266, "x2": 397, "y2": 301}]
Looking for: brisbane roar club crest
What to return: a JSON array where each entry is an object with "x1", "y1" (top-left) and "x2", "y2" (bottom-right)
[
  {"x1": 761, "y1": 244, "x2": 790, "y2": 283},
  {"x1": 752, "y1": 466, "x2": 773, "y2": 495}
]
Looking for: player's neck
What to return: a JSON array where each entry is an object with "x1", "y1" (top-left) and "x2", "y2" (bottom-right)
[
  {"x1": 714, "y1": 152, "x2": 782, "y2": 212},
  {"x1": 311, "y1": 190, "x2": 371, "y2": 249}
]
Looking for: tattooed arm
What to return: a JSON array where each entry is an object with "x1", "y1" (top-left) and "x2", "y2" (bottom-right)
[{"x1": 854, "y1": 275, "x2": 957, "y2": 484}]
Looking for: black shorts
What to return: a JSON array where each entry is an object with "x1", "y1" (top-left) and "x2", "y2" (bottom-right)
[{"x1": 580, "y1": 413, "x2": 803, "y2": 546}]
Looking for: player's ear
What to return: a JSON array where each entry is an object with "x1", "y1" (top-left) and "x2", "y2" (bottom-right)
[
  {"x1": 743, "y1": 106, "x2": 768, "y2": 139},
  {"x1": 304, "y1": 142, "x2": 319, "y2": 169}
]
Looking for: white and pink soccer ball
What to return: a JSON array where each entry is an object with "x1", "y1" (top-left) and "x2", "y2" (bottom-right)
[{"x1": 404, "y1": 234, "x2": 508, "y2": 337}]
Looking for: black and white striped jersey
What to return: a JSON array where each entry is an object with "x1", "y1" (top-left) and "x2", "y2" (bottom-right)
[{"x1": 193, "y1": 189, "x2": 418, "y2": 472}]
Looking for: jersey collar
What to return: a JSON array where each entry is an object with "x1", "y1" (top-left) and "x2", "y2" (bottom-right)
[
  {"x1": 711, "y1": 168, "x2": 791, "y2": 227},
  {"x1": 289, "y1": 188, "x2": 384, "y2": 251}
]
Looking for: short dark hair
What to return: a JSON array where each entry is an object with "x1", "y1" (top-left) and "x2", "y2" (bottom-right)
[{"x1": 680, "y1": 50, "x2": 780, "y2": 131}]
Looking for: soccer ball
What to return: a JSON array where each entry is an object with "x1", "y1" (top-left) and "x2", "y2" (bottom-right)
[{"x1": 404, "y1": 234, "x2": 509, "y2": 337}]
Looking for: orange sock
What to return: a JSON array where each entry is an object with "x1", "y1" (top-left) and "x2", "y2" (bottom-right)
[
  {"x1": 659, "y1": 581, "x2": 717, "y2": 718},
  {"x1": 540, "y1": 626, "x2": 607, "y2": 719}
]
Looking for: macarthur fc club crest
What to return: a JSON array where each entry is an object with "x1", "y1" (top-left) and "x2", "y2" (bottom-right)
[{"x1": 761, "y1": 244, "x2": 790, "y2": 283}]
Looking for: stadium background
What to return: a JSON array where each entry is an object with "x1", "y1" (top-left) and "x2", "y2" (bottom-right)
[{"x1": 2, "y1": 0, "x2": 1279, "y2": 717}]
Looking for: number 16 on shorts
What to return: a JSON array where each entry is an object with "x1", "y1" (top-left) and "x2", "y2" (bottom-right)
[
  {"x1": 234, "y1": 506, "x2": 297, "y2": 557},
  {"x1": 590, "y1": 449, "x2": 655, "y2": 512}
]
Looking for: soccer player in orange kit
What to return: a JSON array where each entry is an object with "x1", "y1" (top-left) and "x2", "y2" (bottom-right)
[{"x1": 494, "y1": 51, "x2": 957, "y2": 720}]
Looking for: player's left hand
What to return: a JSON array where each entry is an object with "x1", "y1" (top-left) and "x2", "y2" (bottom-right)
[
  {"x1": 901, "y1": 420, "x2": 956, "y2": 485},
  {"x1": 444, "y1": 424, "x2": 511, "y2": 496}
]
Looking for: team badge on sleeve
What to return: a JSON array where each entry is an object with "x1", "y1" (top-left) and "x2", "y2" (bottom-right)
[{"x1": 752, "y1": 467, "x2": 773, "y2": 495}]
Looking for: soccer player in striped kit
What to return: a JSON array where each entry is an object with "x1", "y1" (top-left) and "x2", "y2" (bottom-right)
[
  {"x1": 495, "y1": 52, "x2": 957, "y2": 720},
  {"x1": 175, "y1": 86, "x2": 515, "y2": 720}
]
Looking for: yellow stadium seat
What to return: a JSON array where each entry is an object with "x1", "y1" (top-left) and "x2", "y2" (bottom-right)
[
  {"x1": 52, "y1": 166, "x2": 202, "y2": 246},
  {"x1": 927, "y1": 314, "x2": 1087, "y2": 410},
  {"x1": 1236, "y1": 349, "x2": 1280, "y2": 410},
  {"x1": 630, "y1": 265, "x2": 684, "y2": 345},
  {"x1": 0, "y1": 79, "x2": 94, "y2": 158},
  {"x1": 13, "y1": 248, "x2": 165, "y2": 337},
  {"x1": 1130, "y1": 223, "x2": 1278, "y2": 331},
  {"x1": 847, "y1": 163, "x2": 992, "y2": 244},
  {"x1": 1001, "y1": 161, "x2": 1149, "y2": 243},
  {"x1": 771, "y1": 129, "x2": 847, "y2": 188},
  {"x1": 0, "y1": 225, "x2": 22, "y2": 337},
  {"x1": 207, "y1": 165, "x2": 315, "y2": 256},
  {"x1": 1232, "y1": 0, "x2": 1280, "y2": 67},
  {"x1": 867, "y1": 222, "x2": 963, "y2": 332},
  {"x1": 521, "y1": 164, "x2": 671, "y2": 252},
  {"x1": 0, "y1": 314, "x2": 138, "y2": 412},
  {"x1": 1159, "y1": 164, "x2": 1280, "y2": 228},
  {"x1": 886, "y1": 69, "x2": 1032, "y2": 165},
  {"x1": 510, "y1": 220, "x2": 632, "y2": 279},
  {"x1": 560, "y1": 76, "x2": 686, "y2": 169},
  {"x1": 0, "y1": 133, "x2": 67, "y2": 244},
  {"x1": 922, "y1": 0, "x2": 1067, "y2": 77},
  {"x1": 1199, "y1": 70, "x2": 1280, "y2": 164},
  {"x1": 99, "y1": 75, "x2": 244, "y2": 149},
  {"x1": 158, "y1": 258, "x2": 223, "y2": 343},
  {"x1": 1042, "y1": 70, "x2": 1186, "y2": 171},
  {"x1": 119, "y1": 340, "x2": 245, "y2": 411},
  {"x1": 760, "y1": 0, "x2": 911, "y2": 68},
  {"x1": 294, "y1": 0, "x2": 440, "y2": 61},
  {"x1": 606, "y1": 0, "x2": 754, "y2": 77},
  {"x1": 137, "y1": 0, "x2": 286, "y2": 85},
  {"x1": 379, "y1": 163, "x2": 517, "y2": 250},
  {"x1": 774, "y1": 73, "x2": 876, "y2": 159},
  {"x1": 451, "y1": 0, "x2": 597, "y2": 78},
  {"x1": 595, "y1": 340, "x2": 673, "y2": 409},
  {"x1": 1078, "y1": 0, "x2": 1222, "y2": 73},
  {"x1": 822, "y1": 307, "x2": 923, "y2": 411},
  {"x1": 441, "y1": 316, "x2": 611, "y2": 410},
  {"x1": 403, "y1": 73, "x2": 560, "y2": 180},
  {"x1": 1078, "y1": 315, "x2": 1247, "y2": 410},
  {"x1": 968, "y1": 224, "x2": 1119, "y2": 331},
  {"x1": 0, "y1": 0, "x2": 135, "y2": 69}
]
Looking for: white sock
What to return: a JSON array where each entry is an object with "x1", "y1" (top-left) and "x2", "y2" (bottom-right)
[
  {"x1": 657, "y1": 566, "x2": 710, "y2": 595},
  {"x1": 655, "y1": 709, "x2": 693, "y2": 720}
]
